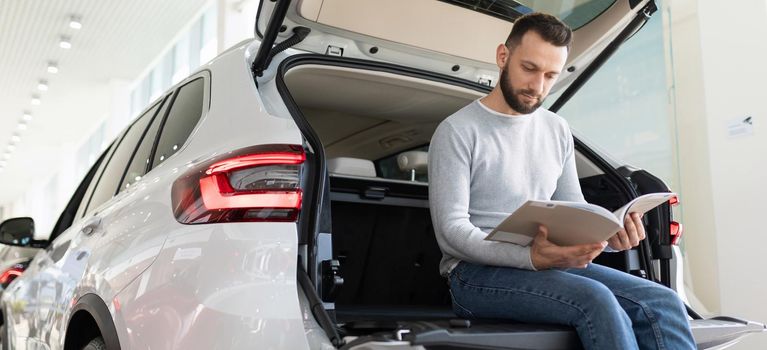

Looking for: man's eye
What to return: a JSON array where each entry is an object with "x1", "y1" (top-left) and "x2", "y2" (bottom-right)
[{"x1": 523, "y1": 66, "x2": 534, "y2": 71}]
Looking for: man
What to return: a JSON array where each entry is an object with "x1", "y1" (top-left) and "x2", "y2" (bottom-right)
[{"x1": 428, "y1": 12, "x2": 695, "y2": 350}]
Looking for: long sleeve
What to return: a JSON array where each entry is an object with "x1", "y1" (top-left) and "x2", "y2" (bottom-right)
[
  {"x1": 428, "y1": 121, "x2": 536, "y2": 273},
  {"x1": 551, "y1": 127, "x2": 586, "y2": 203}
]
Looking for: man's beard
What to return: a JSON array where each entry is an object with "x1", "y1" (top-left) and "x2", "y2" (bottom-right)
[{"x1": 499, "y1": 68, "x2": 544, "y2": 114}]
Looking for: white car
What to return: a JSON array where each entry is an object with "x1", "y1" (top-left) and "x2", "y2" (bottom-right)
[{"x1": 0, "y1": 0, "x2": 763, "y2": 349}]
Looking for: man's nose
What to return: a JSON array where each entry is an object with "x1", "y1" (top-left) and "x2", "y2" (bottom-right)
[{"x1": 529, "y1": 74, "x2": 545, "y2": 95}]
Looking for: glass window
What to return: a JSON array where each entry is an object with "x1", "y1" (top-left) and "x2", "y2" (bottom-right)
[
  {"x1": 83, "y1": 101, "x2": 163, "y2": 214},
  {"x1": 439, "y1": 0, "x2": 616, "y2": 29},
  {"x1": 119, "y1": 96, "x2": 170, "y2": 192},
  {"x1": 375, "y1": 145, "x2": 430, "y2": 182},
  {"x1": 544, "y1": 12, "x2": 677, "y2": 189},
  {"x1": 172, "y1": 35, "x2": 191, "y2": 84},
  {"x1": 75, "y1": 141, "x2": 118, "y2": 219},
  {"x1": 53, "y1": 147, "x2": 111, "y2": 240},
  {"x1": 151, "y1": 78, "x2": 205, "y2": 169},
  {"x1": 200, "y1": 6, "x2": 218, "y2": 64}
]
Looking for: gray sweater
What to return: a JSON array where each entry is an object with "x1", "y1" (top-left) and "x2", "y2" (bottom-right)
[{"x1": 428, "y1": 99, "x2": 585, "y2": 275}]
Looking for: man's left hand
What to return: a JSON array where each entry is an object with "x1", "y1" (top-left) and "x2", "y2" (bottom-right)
[{"x1": 607, "y1": 212, "x2": 645, "y2": 251}]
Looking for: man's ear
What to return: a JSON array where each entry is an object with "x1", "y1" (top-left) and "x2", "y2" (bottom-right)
[{"x1": 496, "y1": 44, "x2": 509, "y2": 69}]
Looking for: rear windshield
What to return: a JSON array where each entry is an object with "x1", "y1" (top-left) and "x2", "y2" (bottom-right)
[{"x1": 439, "y1": 0, "x2": 616, "y2": 30}]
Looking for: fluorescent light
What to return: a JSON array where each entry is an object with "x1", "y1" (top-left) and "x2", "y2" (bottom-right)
[
  {"x1": 69, "y1": 15, "x2": 82, "y2": 29},
  {"x1": 38, "y1": 80, "x2": 49, "y2": 91},
  {"x1": 17, "y1": 123, "x2": 28, "y2": 131},
  {"x1": 60, "y1": 36, "x2": 72, "y2": 49},
  {"x1": 22, "y1": 112, "x2": 32, "y2": 121},
  {"x1": 31, "y1": 95, "x2": 41, "y2": 105},
  {"x1": 10, "y1": 135, "x2": 21, "y2": 143},
  {"x1": 47, "y1": 61, "x2": 59, "y2": 74}
]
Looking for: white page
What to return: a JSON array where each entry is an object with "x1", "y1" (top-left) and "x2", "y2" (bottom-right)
[{"x1": 612, "y1": 192, "x2": 677, "y2": 223}]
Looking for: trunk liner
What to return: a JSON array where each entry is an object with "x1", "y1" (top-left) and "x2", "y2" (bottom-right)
[{"x1": 341, "y1": 317, "x2": 764, "y2": 350}]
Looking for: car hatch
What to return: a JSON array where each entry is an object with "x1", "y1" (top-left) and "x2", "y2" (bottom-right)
[{"x1": 254, "y1": 0, "x2": 656, "y2": 90}]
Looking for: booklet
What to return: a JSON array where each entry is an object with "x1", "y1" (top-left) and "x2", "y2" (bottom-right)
[{"x1": 484, "y1": 192, "x2": 677, "y2": 247}]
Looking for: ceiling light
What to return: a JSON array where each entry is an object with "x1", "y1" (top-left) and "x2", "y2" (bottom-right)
[
  {"x1": 11, "y1": 135, "x2": 21, "y2": 143},
  {"x1": 31, "y1": 95, "x2": 41, "y2": 105},
  {"x1": 22, "y1": 111, "x2": 32, "y2": 121},
  {"x1": 47, "y1": 61, "x2": 59, "y2": 74},
  {"x1": 0, "y1": 161, "x2": 6, "y2": 167},
  {"x1": 60, "y1": 36, "x2": 72, "y2": 49},
  {"x1": 2, "y1": 153, "x2": 11, "y2": 160},
  {"x1": 6, "y1": 145, "x2": 15, "y2": 152},
  {"x1": 69, "y1": 15, "x2": 82, "y2": 29},
  {"x1": 17, "y1": 122, "x2": 28, "y2": 131},
  {"x1": 38, "y1": 80, "x2": 49, "y2": 91}
]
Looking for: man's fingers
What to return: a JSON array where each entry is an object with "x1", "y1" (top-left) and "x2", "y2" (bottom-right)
[
  {"x1": 615, "y1": 229, "x2": 631, "y2": 250},
  {"x1": 624, "y1": 213, "x2": 644, "y2": 246},
  {"x1": 633, "y1": 213, "x2": 646, "y2": 240}
]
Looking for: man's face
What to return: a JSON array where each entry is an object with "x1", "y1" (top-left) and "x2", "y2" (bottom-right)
[{"x1": 498, "y1": 31, "x2": 568, "y2": 114}]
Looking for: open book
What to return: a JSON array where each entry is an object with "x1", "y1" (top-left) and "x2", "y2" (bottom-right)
[{"x1": 484, "y1": 192, "x2": 677, "y2": 247}]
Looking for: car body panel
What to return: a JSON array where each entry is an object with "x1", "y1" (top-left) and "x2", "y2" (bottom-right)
[{"x1": 3, "y1": 40, "x2": 309, "y2": 350}]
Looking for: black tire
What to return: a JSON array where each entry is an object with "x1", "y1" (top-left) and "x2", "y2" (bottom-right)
[{"x1": 82, "y1": 336, "x2": 107, "y2": 350}]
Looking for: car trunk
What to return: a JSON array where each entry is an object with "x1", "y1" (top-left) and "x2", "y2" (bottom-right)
[{"x1": 270, "y1": 57, "x2": 766, "y2": 349}]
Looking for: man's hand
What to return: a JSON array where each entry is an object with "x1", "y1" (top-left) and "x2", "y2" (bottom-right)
[
  {"x1": 607, "y1": 212, "x2": 646, "y2": 251},
  {"x1": 530, "y1": 225, "x2": 606, "y2": 270}
]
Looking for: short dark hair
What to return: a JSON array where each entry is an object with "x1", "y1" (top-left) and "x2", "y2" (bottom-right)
[{"x1": 505, "y1": 12, "x2": 572, "y2": 51}]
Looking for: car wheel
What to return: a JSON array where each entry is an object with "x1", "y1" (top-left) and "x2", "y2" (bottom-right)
[{"x1": 82, "y1": 336, "x2": 106, "y2": 350}]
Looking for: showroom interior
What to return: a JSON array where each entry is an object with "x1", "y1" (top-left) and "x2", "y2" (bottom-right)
[{"x1": 0, "y1": 0, "x2": 766, "y2": 349}]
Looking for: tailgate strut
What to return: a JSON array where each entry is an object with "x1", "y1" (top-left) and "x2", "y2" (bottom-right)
[{"x1": 251, "y1": 0, "x2": 292, "y2": 77}]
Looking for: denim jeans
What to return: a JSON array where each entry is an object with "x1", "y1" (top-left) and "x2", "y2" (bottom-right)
[{"x1": 448, "y1": 261, "x2": 696, "y2": 350}]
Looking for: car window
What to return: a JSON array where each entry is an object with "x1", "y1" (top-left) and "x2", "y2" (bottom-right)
[
  {"x1": 375, "y1": 145, "x2": 429, "y2": 182},
  {"x1": 119, "y1": 95, "x2": 171, "y2": 192},
  {"x1": 51, "y1": 143, "x2": 112, "y2": 242},
  {"x1": 83, "y1": 101, "x2": 163, "y2": 215},
  {"x1": 439, "y1": 0, "x2": 616, "y2": 30},
  {"x1": 74, "y1": 141, "x2": 119, "y2": 220},
  {"x1": 151, "y1": 78, "x2": 205, "y2": 169}
]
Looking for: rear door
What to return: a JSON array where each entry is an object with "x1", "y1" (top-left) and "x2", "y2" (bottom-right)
[{"x1": 254, "y1": 0, "x2": 654, "y2": 92}]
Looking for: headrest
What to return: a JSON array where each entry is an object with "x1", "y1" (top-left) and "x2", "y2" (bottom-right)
[
  {"x1": 397, "y1": 151, "x2": 428, "y2": 174},
  {"x1": 327, "y1": 157, "x2": 377, "y2": 177}
]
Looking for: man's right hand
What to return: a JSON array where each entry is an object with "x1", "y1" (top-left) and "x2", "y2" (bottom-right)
[{"x1": 530, "y1": 224, "x2": 606, "y2": 270}]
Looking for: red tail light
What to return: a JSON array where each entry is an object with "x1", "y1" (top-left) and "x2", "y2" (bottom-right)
[
  {"x1": 669, "y1": 195, "x2": 680, "y2": 206},
  {"x1": 0, "y1": 264, "x2": 26, "y2": 288},
  {"x1": 172, "y1": 144, "x2": 305, "y2": 224},
  {"x1": 670, "y1": 221, "x2": 683, "y2": 245}
]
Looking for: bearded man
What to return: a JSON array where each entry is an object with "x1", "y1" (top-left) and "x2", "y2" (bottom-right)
[{"x1": 428, "y1": 12, "x2": 695, "y2": 350}]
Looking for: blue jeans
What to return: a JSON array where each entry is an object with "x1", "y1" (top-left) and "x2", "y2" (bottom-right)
[{"x1": 448, "y1": 261, "x2": 696, "y2": 350}]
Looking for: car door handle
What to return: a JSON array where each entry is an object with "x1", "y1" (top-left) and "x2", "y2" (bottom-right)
[{"x1": 81, "y1": 216, "x2": 102, "y2": 236}]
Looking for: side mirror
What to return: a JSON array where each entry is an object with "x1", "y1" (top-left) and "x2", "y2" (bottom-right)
[{"x1": 0, "y1": 217, "x2": 36, "y2": 247}]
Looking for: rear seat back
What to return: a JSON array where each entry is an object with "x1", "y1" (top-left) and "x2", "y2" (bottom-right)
[
  {"x1": 328, "y1": 157, "x2": 377, "y2": 177},
  {"x1": 327, "y1": 158, "x2": 449, "y2": 309}
]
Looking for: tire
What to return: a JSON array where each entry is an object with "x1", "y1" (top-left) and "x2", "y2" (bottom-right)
[{"x1": 82, "y1": 336, "x2": 107, "y2": 350}]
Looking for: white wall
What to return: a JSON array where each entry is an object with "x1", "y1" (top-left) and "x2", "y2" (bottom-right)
[{"x1": 668, "y1": 0, "x2": 767, "y2": 348}]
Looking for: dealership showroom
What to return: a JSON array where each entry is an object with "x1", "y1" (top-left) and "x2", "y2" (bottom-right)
[{"x1": 1, "y1": 0, "x2": 766, "y2": 349}]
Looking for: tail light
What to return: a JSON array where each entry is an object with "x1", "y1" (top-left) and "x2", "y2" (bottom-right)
[
  {"x1": 668, "y1": 195, "x2": 682, "y2": 245},
  {"x1": 670, "y1": 221, "x2": 683, "y2": 245},
  {"x1": 172, "y1": 144, "x2": 305, "y2": 224},
  {"x1": 0, "y1": 264, "x2": 26, "y2": 288}
]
